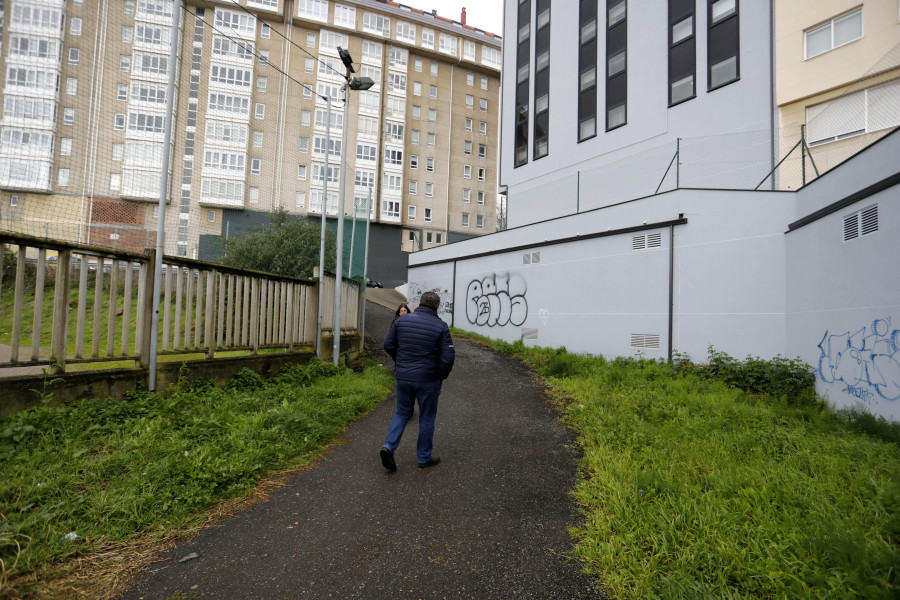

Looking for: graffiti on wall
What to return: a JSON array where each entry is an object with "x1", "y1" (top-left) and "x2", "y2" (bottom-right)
[
  {"x1": 465, "y1": 273, "x2": 528, "y2": 327},
  {"x1": 817, "y1": 317, "x2": 900, "y2": 404},
  {"x1": 407, "y1": 282, "x2": 453, "y2": 316}
]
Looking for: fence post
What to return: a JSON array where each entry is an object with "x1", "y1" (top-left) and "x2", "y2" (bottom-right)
[
  {"x1": 800, "y1": 124, "x2": 806, "y2": 186},
  {"x1": 139, "y1": 250, "x2": 156, "y2": 369},
  {"x1": 10, "y1": 247, "x2": 25, "y2": 363},
  {"x1": 50, "y1": 249, "x2": 72, "y2": 373},
  {"x1": 205, "y1": 270, "x2": 216, "y2": 359}
]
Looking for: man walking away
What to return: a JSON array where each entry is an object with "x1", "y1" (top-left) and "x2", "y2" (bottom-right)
[{"x1": 380, "y1": 291, "x2": 455, "y2": 471}]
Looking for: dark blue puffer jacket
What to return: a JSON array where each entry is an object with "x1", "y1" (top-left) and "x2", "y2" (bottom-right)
[{"x1": 383, "y1": 306, "x2": 455, "y2": 381}]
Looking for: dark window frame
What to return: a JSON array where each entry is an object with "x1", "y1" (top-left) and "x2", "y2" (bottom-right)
[
  {"x1": 533, "y1": 0, "x2": 551, "y2": 160},
  {"x1": 577, "y1": 0, "x2": 598, "y2": 143},
  {"x1": 514, "y1": 0, "x2": 532, "y2": 168},
  {"x1": 668, "y1": 0, "x2": 696, "y2": 107},
  {"x1": 606, "y1": 0, "x2": 627, "y2": 131},
  {"x1": 706, "y1": 0, "x2": 740, "y2": 92}
]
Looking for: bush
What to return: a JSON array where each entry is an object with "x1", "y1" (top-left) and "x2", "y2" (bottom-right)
[{"x1": 698, "y1": 346, "x2": 819, "y2": 407}]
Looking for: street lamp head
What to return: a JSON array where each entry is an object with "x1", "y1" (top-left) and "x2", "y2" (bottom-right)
[
  {"x1": 337, "y1": 47, "x2": 356, "y2": 73},
  {"x1": 349, "y1": 76, "x2": 375, "y2": 91}
]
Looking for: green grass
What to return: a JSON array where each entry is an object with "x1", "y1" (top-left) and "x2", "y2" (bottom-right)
[
  {"x1": 474, "y1": 337, "x2": 900, "y2": 599},
  {"x1": 0, "y1": 360, "x2": 394, "y2": 595}
]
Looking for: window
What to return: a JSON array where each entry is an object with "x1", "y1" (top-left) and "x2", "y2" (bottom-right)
[
  {"x1": 261, "y1": 23, "x2": 271, "y2": 39},
  {"x1": 115, "y1": 83, "x2": 127, "y2": 101},
  {"x1": 533, "y1": 0, "x2": 551, "y2": 159},
  {"x1": 422, "y1": 28, "x2": 434, "y2": 49},
  {"x1": 390, "y1": 47, "x2": 409, "y2": 68},
  {"x1": 251, "y1": 158, "x2": 261, "y2": 174},
  {"x1": 120, "y1": 55, "x2": 131, "y2": 72},
  {"x1": 425, "y1": 183, "x2": 433, "y2": 197},
  {"x1": 414, "y1": 82, "x2": 422, "y2": 96},
  {"x1": 58, "y1": 168, "x2": 70, "y2": 187},
  {"x1": 363, "y1": 12, "x2": 390, "y2": 36},
  {"x1": 362, "y1": 40, "x2": 382, "y2": 62},
  {"x1": 480, "y1": 98, "x2": 488, "y2": 112},
  {"x1": 296, "y1": 191, "x2": 306, "y2": 208},
  {"x1": 708, "y1": 0, "x2": 739, "y2": 90},
  {"x1": 204, "y1": 150, "x2": 246, "y2": 172},
  {"x1": 429, "y1": 85, "x2": 438, "y2": 99},
  {"x1": 466, "y1": 118, "x2": 473, "y2": 132},
  {"x1": 60, "y1": 138, "x2": 73, "y2": 156},
  {"x1": 466, "y1": 95, "x2": 474, "y2": 109},
  {"x1": 355, "y1": 169, "x2": 375, "y2": 187},
  {"x1": 385, "y1": 122, "x2": 405, "y2": 141},
  {"x1": 408, "y1": 205, "x2": 416, "y2": 219},
  {"x1": 410, "y1": 154, "x2": 418, "y2": 168},
  {"x1": 480, "y1": 121, "x2": 487, "y2": 135},
  {"x1": 358, "y1": 115, "x2": 379, "y2": 137},
  {"x1": 253, "y1": 131, "x2": 263, "y2": 147},
  {"x1": 426, "y1": 157, "x2": 434, "y2": 172},
  {"x1": 305, "y1": 58, "x2": 315, "y2": 73},
  {"x1": 208, "y1": 93, "x2": 251, "y2": 117},
  {"x1": 134, "y1": 52, "x2": 168, "y2": 77},
  {"x1": 464, "y1": 41, "x2": 476, "y2": 61},
  {"x1": 807, "y1": 79, "x2": 900, "y2": 145},
  {"x1": 258, "y1": 50, "x2": 269, "y2": 65},
  {"x1": 439, "y1": 33, "x2": 457, "y2": 56},
  {"x1": 467, "y1": 73, "x2": 475, "y2": 86},
  {"x1": 113, "y1": 144, "x2": 124, "y2": 160},
  {"x1": 384, "y1": 147, "x2": 403, "y2": 165},
  {"x1": 462, "y1": 212, "x2": 469, "y2": 227},
  {"x1": 255, "y1": 103, "x2": 265, "y2": 119},
  {"x1": 464, "y1": 165, "x2": 471, "y2": 179},
  {"x1": 669, "y1": 0, "x2": 696, "y2": 106},
  {"x1": 257, "y1": 76, "x2": 268, "y2": 92},
  {"x1": 476, "y1": 215, "x2": 484, "y2": 229},
  {"x1": 66, "y1": 78, "x2": 78, "y2": 95},
  {"x1": 63, "y1": 108, "x2": 75, "y2": 125},
  {"x1": 478, "y1": 191, "x2": 485, "y2": 204},
  {"x1": 334, "y1": 4, "x2": 356, "y2": 27},
  {"x1": 68, "y1": 48, "x2": 80, "y2": 64},
  {"x1": 382, "y1": 200, "x2": 400, "y2": 218},
  {"x1": 415, "y1": 58, "x2": 423, "y2": 72},
  {"x1": 431, "y1": 62, "x2": 438, "y2": 76},
  {"x1": 465, "y1": 141, "x2": 472, "y2": 154},
  {"x1": 307, "y1": 32, "x2": 316, "y2": 47},
  {"x1": 482, "y1": 47, "x2": 501, "y2": 68},
  {"x1": 297, "y1": 0, "x2": 328, "y2": 22},
  {"x1": 210, "y1": 64, "x2": 253, "y2": 88},
  {"x1": 397, "y1": 21, "x2": 416, "y2": 42},
  {"x1": 302, "y1": 110, "x2": 311, "y2": 126},
  {"x1": 482, "y1": 76, "x2": 489, "y2": 90},
  {"x1": 71, "y1": 18, "x2": 82, "y2": 35},
  {"x1": 387, "y1": 97, "x2": 406, "y2": 118},
  {"x1": 110, "y1": 173, "x2": 122, "y2": 191},
  {"x1": 10, "y1": 196, "x2": 19, "y2": 207},
  {"x1": 463, "y1": 188, "x2": 471, "y2": 202},
  {"x1": 409, "y1": 180, "x2": 418, "y2": 194},
  {"x1": 383, "y1": 173, "x2": 402, "y2": 193},
  {"x1": 478, "y1": 167, "x2": 486, "y2": 182},
  {"x1": 805, "y1": 8, "x2": 862, "y2": 59},
  {"x1": 428, "y1": 133, "x2": 435, "y2": 146},
  {"x1": 123, "y1": 26, "x2": 134, "y2": 44},
  {"x1": 298, "y1": 165, "x2": 307, "y2": 180},
  {"x1": 428, "y1": 109, "x2": 437, "y2": 122},
  {"x1": 424, "y1": 208, "x2": 433, "y2": 222},
  {"x1": 606, "y1": 0, "x2": 627, "y2": 130},
  {"x1": 515, "y1": 0, "x2": 531, "y2": 165},
  {"x1": 125, "y1": 0, "x2": 135, "y2": 14},
  {"x1": 478, "y1": 144, "x2": 486, "y2": 158}
]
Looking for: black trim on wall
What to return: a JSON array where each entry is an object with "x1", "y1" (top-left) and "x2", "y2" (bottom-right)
[
  {"x1": 786, "y1": 172, "x2": 900, "y2": 233},
  {"x1": 533, "y1": 0, "x2": 551, "y2": 159},
  {"x1": 409, "y1": 217, "x2": 689, "y2": 268}
]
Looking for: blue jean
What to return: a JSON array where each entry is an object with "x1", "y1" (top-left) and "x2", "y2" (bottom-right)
[{"x1": 383, "y1": 379, "x2": 442, "y2": 463}]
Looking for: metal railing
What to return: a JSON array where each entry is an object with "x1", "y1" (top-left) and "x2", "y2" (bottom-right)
[{"x1": 0, "y1": 231, "x2": 359, "y2": 376}]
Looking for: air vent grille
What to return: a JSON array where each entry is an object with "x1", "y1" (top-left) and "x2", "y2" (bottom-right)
[
  {"x1": 632, "y1": 232, "x2": 662, "y2": 251},
  {"x1": 844, "y1": 204, "x2": 878, "y2": 241},
  {"x1": 522, "y1": 328, "x2": 539, "y2": 340},
  {"x1": 523, "y1": 251, "x2": 541, "y2": 264},
  {"x1": 630, "y1": 333, "x2": 660, "y2": 349}
]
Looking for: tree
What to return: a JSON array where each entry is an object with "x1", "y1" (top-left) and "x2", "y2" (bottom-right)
[{"x1": 219, "y1": 208, "x2": 336, "y2": 279}]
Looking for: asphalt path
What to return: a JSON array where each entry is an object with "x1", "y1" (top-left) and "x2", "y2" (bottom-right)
[{"x1": 117, "y1": 301, "x2": 607, "y2": 600}]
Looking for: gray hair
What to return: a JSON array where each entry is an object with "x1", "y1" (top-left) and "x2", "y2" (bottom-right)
[{"x1": 419, "y1": 291, "x2": 440, "y2": 310}]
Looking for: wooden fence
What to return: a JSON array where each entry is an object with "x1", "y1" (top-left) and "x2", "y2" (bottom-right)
[{"x1": 0, "y1": 232, "x2": 361, "y2": 376}]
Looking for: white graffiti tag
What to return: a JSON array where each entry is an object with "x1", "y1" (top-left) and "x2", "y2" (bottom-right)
[{"x1": 465, "y1": 273, "x2": 528, "y2": 327}]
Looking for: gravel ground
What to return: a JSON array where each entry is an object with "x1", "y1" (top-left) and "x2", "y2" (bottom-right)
[{"x1": 117, "y1": 302, "x2": 608, "y2": 600}]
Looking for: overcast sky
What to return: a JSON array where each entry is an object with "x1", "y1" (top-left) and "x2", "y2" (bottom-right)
[{"x1": 398, "y1": 0, "x2": 505, "y2": 36}]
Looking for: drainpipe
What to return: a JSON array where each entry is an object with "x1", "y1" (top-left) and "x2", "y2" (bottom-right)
[{"x1": 667, "y1": 223, "x2": 675, "y2": 363}]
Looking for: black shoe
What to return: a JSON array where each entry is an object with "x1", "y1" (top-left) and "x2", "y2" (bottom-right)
[
  {"x1": 418, "y1": 456, "x2": 441, "y2": 469},
  {"x1": 380, "y1": 447, "x2": 397, "y2": 472}
]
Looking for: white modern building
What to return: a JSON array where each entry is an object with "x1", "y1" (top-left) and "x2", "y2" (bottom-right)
[{"x1": 406, "y1": 0, "x2": 900, "y2": 420}]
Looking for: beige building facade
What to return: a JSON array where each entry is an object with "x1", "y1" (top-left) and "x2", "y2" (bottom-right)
[
  {"x1": 0, "y1": 0, "x2": 501, "y2": 259},
  {"x1": 775, "y1": 0, "x2": 900, "y2": 187}
]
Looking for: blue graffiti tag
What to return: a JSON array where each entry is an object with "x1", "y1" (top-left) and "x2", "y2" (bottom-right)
[{"x1": 817, "y1": 317, "x2": 900, "y2": 403}]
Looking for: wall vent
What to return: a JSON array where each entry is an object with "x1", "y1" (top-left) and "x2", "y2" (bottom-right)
[
  {"x1": 522, "y1": 328, "x2": 539, "y2": 340},
  {"x1": 630, "y1": 333, "x2": 660, "y2": 349},
  {"x1": 523, "y1": 253, "x2": 531, "y2": 264},
  {"x1": 844, "y1": 204, "x2": 878, "y2": 241},
  {"x1": 523, "y1": 251, "x2": 541, "y2": 264},
  {"x1": 632, "y1": 233, "x2": 662, "y2": 250}
]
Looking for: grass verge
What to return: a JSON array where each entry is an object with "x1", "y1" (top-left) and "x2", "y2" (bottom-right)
[
  {"x1": 0, "y1": 359, "x2": 393, "y2": 599},
  {"x1": 464, "y1": 335, "x2": 900, "y2": 599}
]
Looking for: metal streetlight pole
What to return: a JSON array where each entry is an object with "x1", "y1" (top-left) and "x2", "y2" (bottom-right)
[{"x1": 315, "y1": 96, "x2": 333, "y2": 359}]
